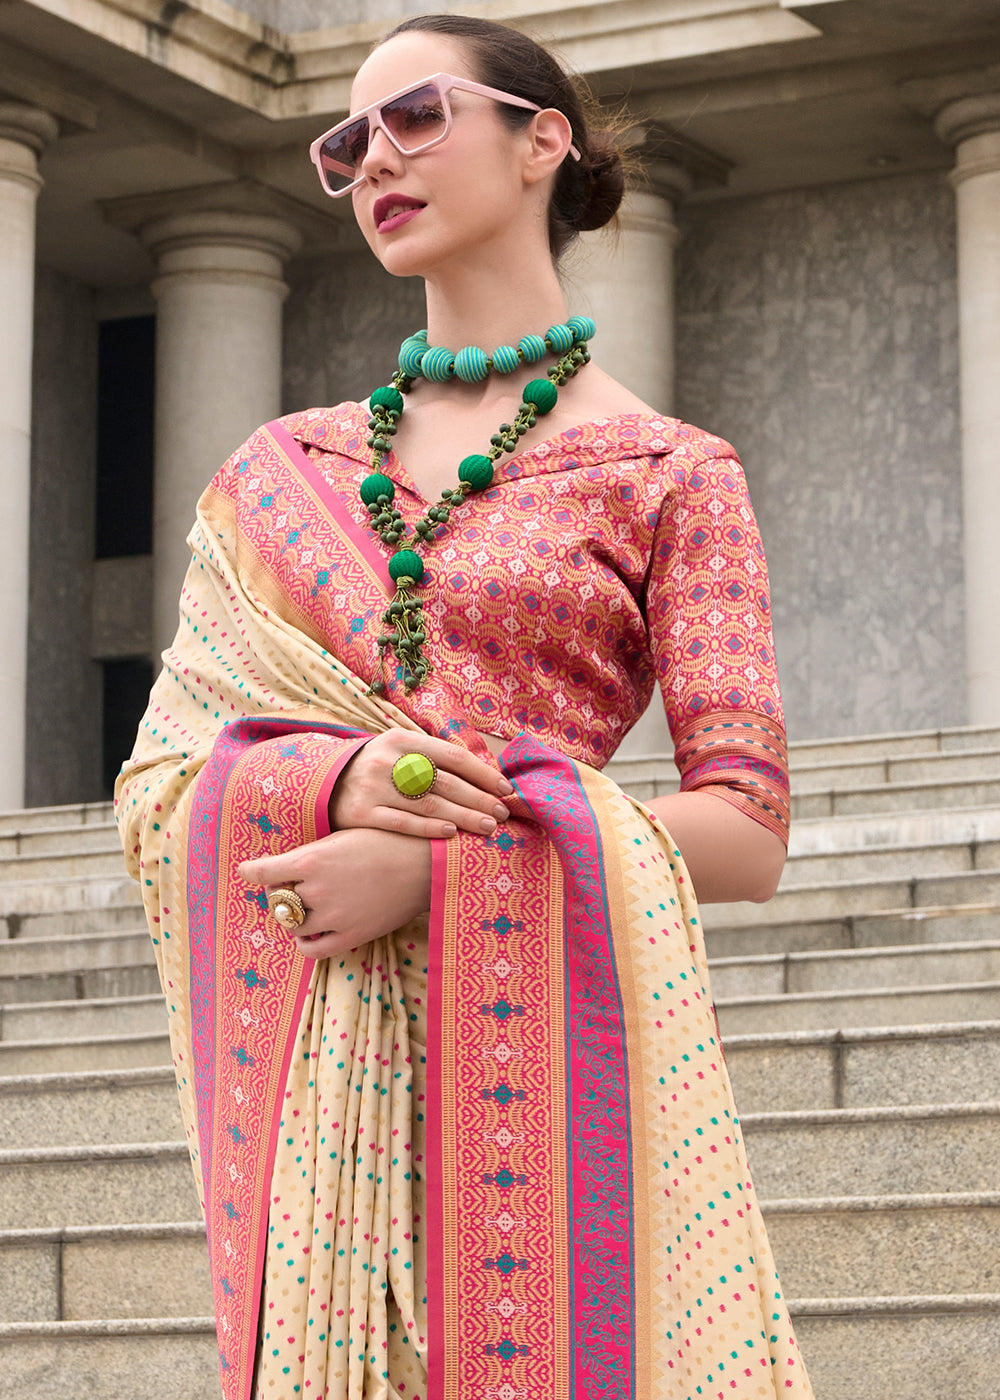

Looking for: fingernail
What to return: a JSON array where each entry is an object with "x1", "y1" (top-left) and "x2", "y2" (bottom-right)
[
  {"x1": 480, "y1": 816, "x2": 497, "y2": 834},
  {"x1": 497, "y1": 778, "x2": 513, "y2": 796},
  {"x1": 442, "y1": 823, "x2": 457, "y2": 837},
  {"x1": 494, "y1": 804, "x2": 509, "y2": 821}
]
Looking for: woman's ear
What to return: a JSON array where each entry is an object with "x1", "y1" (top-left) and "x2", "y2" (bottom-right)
[{"x1": 522, "y1": 108, "x2": 575, "y2": 184}]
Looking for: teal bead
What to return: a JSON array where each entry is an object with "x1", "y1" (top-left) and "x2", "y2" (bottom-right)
[
  {"x1": 359, "y1": 473, "x2": 394, "y2": 505},
  {"x1": 454, "y1": 346, "x2": 490, "y2": 383},
  {"x1": 518, "y1": 334, "x2": 547, "y2": 363},
  {"x1": 491, "y1": 344, "x2": 520, "y2": 375},
  {"x1": 421, "y1": 346, "x2": 456, "y2": 382},
  {"x1": 545, "y1": 322, "x2": 575, "y2": 354},
  {"x1": 398, "y1": 337, "x2": 427, "y2": 377},
  {"x1": 457, "y1": 454, "x2": 494, "y2": 492},
  {"x1": 522, "y1": 378, "x2": 558, "y2": 415},
  {"x1": 566, "y1": 315, "x2": 596, "y2": 342},
  {"x1": 370, "y1": 384, "x2": 404, "y2": 414},
  {"x1": 412, "y1": 328, "x2": 429, "y2": 343},
  {"x1": 388, "y1": 550, "x2": 424, "y2": 583}
]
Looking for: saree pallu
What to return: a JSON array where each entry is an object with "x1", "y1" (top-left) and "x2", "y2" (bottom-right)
[{"x1": 116, "y1": 416, "x2": 813, "y2": 1400}]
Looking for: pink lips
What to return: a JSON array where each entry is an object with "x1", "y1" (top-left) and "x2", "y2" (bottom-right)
[{"x1": 373, "y1": 194, "x2": 426, "y2": 233}]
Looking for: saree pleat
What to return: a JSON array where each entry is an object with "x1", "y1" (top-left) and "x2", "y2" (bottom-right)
[{"x1": 116, "y1": 416, "x2": 813, "y2": 1400}]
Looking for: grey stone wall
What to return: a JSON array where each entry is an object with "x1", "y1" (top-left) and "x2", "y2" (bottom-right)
[
  {"x1": 27, "y1": 266, "x2": 103, "y2": 806},
  {"x1": 283, "y1": 250, "x2": 426, "y2": 410},
  {"x1": 674, "y1": 170, "x2": 963, "y2": 742}
]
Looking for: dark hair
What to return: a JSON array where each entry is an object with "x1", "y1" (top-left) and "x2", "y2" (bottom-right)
[{"x1": 380, "y1": 13, "x2": 628, "y2": 257}]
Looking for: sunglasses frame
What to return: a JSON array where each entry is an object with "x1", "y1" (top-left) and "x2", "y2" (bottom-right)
[{"x1": 309, "y1": 71, "x2": 581, "y2": 199}]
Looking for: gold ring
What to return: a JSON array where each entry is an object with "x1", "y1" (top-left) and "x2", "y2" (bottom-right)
[
  {"x1": 391, "y1": 752, "x2": 438, "y2": 799},
  {"x1": 267, "y1": 887, "x2": 306, "y2": 929}
]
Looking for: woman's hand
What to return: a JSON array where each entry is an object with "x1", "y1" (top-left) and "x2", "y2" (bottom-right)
[
  {"x1": 330, "y1": 731, "x2": 513, "y2": 839},
  {"x1": 238, "y1": 827, "x2": 433, "y2": 959}
]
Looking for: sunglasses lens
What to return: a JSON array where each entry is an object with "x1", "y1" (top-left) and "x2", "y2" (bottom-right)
[
  {"x1": 318, "y1": 115, "x2": 370, "y2": 191},
  {"x1": 381, "y1": 83, "x2": 447, "y2": 152}
]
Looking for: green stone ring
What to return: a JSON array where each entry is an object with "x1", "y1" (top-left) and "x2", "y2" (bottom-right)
[{"x1": 391, "y1": 752, "x2": 438, "y2": 799}]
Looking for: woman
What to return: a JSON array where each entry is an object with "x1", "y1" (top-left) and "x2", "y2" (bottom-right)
[{"x1": 116, "y1": 13, "x2": 812, "y2": 1400}]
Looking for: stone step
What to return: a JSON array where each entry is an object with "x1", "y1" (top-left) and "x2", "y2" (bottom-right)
[
  {"x1": 791, "y1": 1294, "x2": 1000, "y2": 1400},
  {"x1": 787, "y1": 745, "x2": 1000, "y2": 796},
  {"x1": 0, "y1": 1222, "x2": 212, "y2": 1323},
  {"x1": 710, "y1": 939, "x2": 1000, "y2": 999},
  {"x1": 788, "y1": 722, "x2": 1000, "y2": 765},
  {"x1": 705, "y1": 902, "x2": 1000, "y2": 958},
  {"x1": 0, "y1": 904, "x2": 145, "y2": 941},
  {"x1": 0, "y1": 1031, "x2": 171, "y2": 1076},
  {"x1": 741, "y1": 1101, "x2": 999, "y2": 1198},
  {"x1": 0, "y1": 848, "x2": 130, "y2": 883},
  {"x1": 0, "y1": 1318, "x2": 218, "y2": 1400},
  {"x1": 795, "y1": 774, "x2": 1000, "y2": 819},
  {"x1": 0, "y1": 802, "x2": 113, "y2": 836},
  {"x1": 0, "y1": 1067, "x2": 182, "y2": 1149},
  {"x1": 0, "y1": 1143, "x2": 200, "y2": 1229},
  {"x1": 0, "y1": 874, "x2": 141, "y2": 922},
  {"x1": 724, "y1": 1020, "x2": 1000, "y2": 1113},
  {"x1": 787, "y1": 804, "x2": 1000, "y2": 855},
  {"x1": 781, "y1": 837, "x2": 1000, "y2": 887},
  {"x1": 705, "y1": 867, "x2": 1000, "y2": 929},
  {"x1": 716, "y1": 979, "x2": 1000, "y2": 1034},
  {"x1": 0, "y1": 823, "x2": 119, "y2": 859},
  {"x1": 0, "y1": 993, "x2": 167, "y2": 1043},
  {"x1": 0, "y1": 962, "x2": 161, "y2": 1006},
  {"x1": 0, "y1": 929, "x2": 151, "y2": 976},
  {"x1": 764, "y1": 1191, "x2": 1000, "y2": 1299}
]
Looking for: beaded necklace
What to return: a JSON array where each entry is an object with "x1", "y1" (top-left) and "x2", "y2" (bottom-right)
[{"x1": 360, "y1": 315, "x2": 596, "y2": 696}]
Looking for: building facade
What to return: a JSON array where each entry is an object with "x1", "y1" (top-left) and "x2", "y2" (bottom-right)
[{"x1": 2, "y1": 0, "x2": 1000, "y2": 808}]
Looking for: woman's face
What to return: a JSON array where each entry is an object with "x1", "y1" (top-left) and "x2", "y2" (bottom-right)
[{"x1": 349, "y1": 32, "x2": 535, "y2": 279}]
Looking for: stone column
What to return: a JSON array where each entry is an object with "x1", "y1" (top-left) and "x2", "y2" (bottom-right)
[
  {"x1": 0, "y1": 102, "x2": 58, "y2": 809},
  {"x1": 560, "y1": 163, "x2": 690, "y2": 415},
  {"x1": 141, "y1": 211, "x2": 302, "y2": 657},
  {"x1": 936, "y1": 95, "x2": 1000, "y2": 724}
]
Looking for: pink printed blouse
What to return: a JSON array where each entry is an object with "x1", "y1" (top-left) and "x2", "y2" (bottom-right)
[{"x1": 286, "y1": 404, "x2": 790, "y2": 844}]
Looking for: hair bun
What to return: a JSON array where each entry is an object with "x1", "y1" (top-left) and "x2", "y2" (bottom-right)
[{"x1": 575, "y1": 137, "x2": 626, "y2": 232}]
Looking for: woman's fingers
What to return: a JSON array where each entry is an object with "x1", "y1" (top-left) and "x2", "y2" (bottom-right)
[
  {"x1": 331, "y1": 730, "x2": 514, "y2": 834},
  {"x1": 416, "y1": 734, "x2": 513, "y2": 798},
  {"x1": 237, "y1": 853, "x2": 301, "y2": 888}
]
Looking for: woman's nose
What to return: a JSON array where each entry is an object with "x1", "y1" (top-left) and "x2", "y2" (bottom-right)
[{"x1": 360, "y1": 122, "x2": 401, "y2": 177}]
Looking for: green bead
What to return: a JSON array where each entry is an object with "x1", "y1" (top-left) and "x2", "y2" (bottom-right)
[
  {"x1": 491, "y1": 344, "x2": 521, "y2": 374},
  {"x1": 566, "y1": 315, "x2": 596, "y2": 342},
  {"x1": 454, "y1": 346, "x2": 490, "y2": 383},
  {"x1": 370, "y1": 384, "x2": 404, "y2": 414},
  {"x1": 360, "y1": 473, "x2": 394, "y2": 505},
  {"x1": 545, "y1": 322, "x2": 575, "y2": 354},
  {"x1": 522, "y1": 378, "x2": 558, "y2": 415},
  {"x1": 457, "y1": 454, "x2": 494, "y2": 492},
  {"x1": 398, "y1": 337, "x2": 428, "y2": 377},
  {"x1": 391, "y1": 751, "x2": 437, "y2": 797},
  {"x1": 421, "y1": 346, "x2": 456, "y2": 382},
  {"x1": 518, "y1": 334, "x2": 547, "y2": 364},
  {"x1": 388, "y1": 550, "x2": 424, "y2": 583}
]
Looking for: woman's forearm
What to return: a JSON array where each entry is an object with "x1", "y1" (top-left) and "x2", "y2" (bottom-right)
[{"x1": 640, "y1": 789, "x2": 787, "y2": 904}]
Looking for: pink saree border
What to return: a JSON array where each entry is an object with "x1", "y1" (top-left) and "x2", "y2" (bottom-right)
[
  {"x1": 426, "y1": 734, "x2": 638, "y2": 1400},
  {"x1": 188, "y1": 718, "x2": 369, "y2": 1400}
]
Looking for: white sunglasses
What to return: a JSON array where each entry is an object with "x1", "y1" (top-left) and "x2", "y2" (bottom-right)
[{"x1": 309, "y1": 71, "x2": 581, "y2": 198}]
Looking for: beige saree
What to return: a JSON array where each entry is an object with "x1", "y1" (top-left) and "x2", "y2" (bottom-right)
[{"x1": 116, "y1": 417, "x2": 813, "y2": 1400}]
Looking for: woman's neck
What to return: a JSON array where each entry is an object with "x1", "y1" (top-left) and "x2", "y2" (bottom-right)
[{"x1": 422, "y1": 263, "x2": 569, "y2": 352}]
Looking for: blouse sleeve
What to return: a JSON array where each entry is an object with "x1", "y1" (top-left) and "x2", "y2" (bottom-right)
[{"x1": 645, "y1": 444, "x2": 791, "y2": 845}]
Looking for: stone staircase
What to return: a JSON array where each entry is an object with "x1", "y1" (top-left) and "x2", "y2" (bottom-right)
[{"x1": 1, "y1": 727, "x2": 999, "y2": 1398}]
